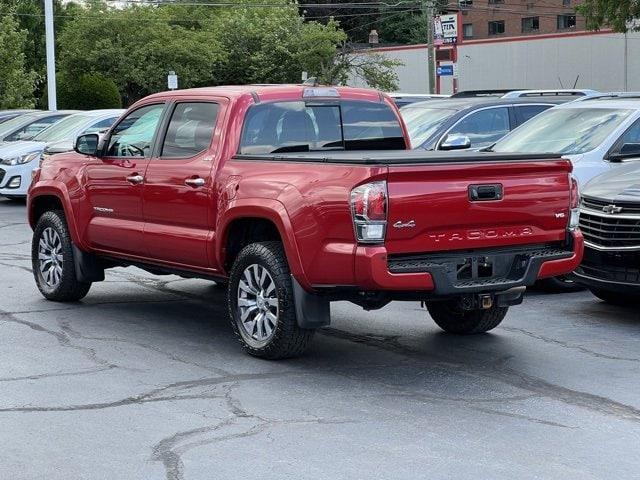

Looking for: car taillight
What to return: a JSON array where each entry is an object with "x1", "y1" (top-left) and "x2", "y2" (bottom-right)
[
  {"x1": 569, "y1": 175, "x2": 580, "y2": 230},
  {"x1": 350, "y1": 181, "x2": 387, "y2": 243}
]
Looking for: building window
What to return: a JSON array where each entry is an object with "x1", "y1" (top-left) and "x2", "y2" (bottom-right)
[
  {"x1": 522, "y1": 16, "x2": 539, "y2": 32},
  {"x1": 557, "y1": 14, "x2": 576, "y2": 29},
  {"x1": 488, "y1": 20, "x2": 505, "y2": 35},
  {"x1": 459, "y1": 0, "x2": 473, "y2": 7},
  {"x1": 562, "y1": 0, "x2": 571, "y2": 6},
  {"x1": 488, "y1": 0, "x2": 504, "y2": 3},
  {"x1": 463, "y1": 23, "x2": 474, "y2": 39}
]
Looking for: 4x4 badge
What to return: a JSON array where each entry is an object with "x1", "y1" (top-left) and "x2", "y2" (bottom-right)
[{"x1": 602, "y1": 204, "x2": 623, "y2": 214}]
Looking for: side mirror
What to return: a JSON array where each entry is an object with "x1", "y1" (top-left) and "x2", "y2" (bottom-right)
[
  {"x1": 608, "y1": 143, "x2": 640, "y2": 162},
  {"x1": 74, "y1": 133, "x2": 100, "y2": 156},
  {"x1": 441, "y1": 134, "x2": 472, "y2": 151}
]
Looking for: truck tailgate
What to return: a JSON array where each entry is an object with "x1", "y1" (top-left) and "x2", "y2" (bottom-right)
[{"x1": 385, "y1": 159, "x2": 573, "y2": 255}]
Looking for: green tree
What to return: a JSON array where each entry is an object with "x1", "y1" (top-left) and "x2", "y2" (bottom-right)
[
  {"x1": 0, "y1": 13, "x2": 37, "y2": 108},
  {"x1": 58, "y1": 2, "x2": 225, "y2": 104},
  {"x1": 58, "y1": 73, "x2": 121, "y2": 109},
  {"x1": 319, "y1": 43, "x2": 402, "y2": 91},
  {"x1": 578, "y1": 0, "x2": 640, "y2": 32}
]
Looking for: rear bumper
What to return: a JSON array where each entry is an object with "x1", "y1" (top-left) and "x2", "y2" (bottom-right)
[{"x1": 353, "y1": 230, "x2": 583, "y2": 295}]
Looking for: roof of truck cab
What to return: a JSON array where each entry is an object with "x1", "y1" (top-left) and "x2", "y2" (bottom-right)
[{"x1": 143, "y1": 85, "x2": 386, "y2": 103}]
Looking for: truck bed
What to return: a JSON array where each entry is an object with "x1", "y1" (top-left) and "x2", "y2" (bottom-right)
[{"x1": 233, "y1": 150, "x2": 562, "y2": 165}]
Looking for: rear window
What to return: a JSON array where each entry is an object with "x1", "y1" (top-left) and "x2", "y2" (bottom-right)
[{"x1": 239, "y1": 100, "x2": 406, "y2": 154}]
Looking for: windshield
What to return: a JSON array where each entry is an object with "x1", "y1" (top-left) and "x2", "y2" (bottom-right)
[
  {"x1": 491, "y1": 107, "x2": 632, "y2": 154},
  {"x1": 33, "y1": 114, "x2": 91, "y2": 142},
  {"x1": 0, "y1": 114, "x2": 38, "y2": 137},
  {"x1": 400, "y1": 107, "x2": 456, "y2": 148}
]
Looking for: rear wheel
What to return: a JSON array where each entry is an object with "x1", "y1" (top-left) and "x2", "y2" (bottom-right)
[
  {"x1": 228, "y1": 241, "x2": 314, "y2": 359},
  {"x1": 427, "y1": 301, "x2": 508, "y2": 334},
  {"x1": 589, "y1": 288, "x2": 640, "y2": 306},
  {"x1": 32, "y1": 210, "x2": 92, "y2": 302}
]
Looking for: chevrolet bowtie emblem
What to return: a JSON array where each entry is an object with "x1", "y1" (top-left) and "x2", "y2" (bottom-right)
[{"x1": 602, "y1": 204, "x2": 623, "y2": 214}]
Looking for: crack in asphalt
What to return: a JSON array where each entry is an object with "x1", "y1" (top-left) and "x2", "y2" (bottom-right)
[
  {"x1": 319, "y1": 328, "x2": 640, "y2": 423},
  {"x1": 150, "y1": 385, "x2": 354, "y2": 480},
  {"x1": 0, "y1": 309, "x2": 120, "y2": 371},
  {"x1": 0, "y1": 366, "x2": 116, "y2": 383},
  {"x1": 501, "y1": 326, "x2": 640, "y2": 362}
]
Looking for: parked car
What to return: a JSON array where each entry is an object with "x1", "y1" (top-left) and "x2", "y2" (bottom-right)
[
  {"x1": 28, "y1": 85, "x2": 582, "y2": 359},
  {"x1": 389, "y1": 93, "x2": 449, "y2": 108},
  {"x1": 572, "y1": 163, "x2": 640, "y2": 305},
  {"x1": 401, "y1": 97, "x2": 567, "y2": 150},
  {"x1": 0, "y1": 110, "x2": 122, "y2": 199},
  {"x1": 0, "y1": 109, "x2": 37, "y2": 125},
  {"x1": 0, "y1": 110, "x2": 76, "y2": 143},
  {"x1": 489, "y1": 97, "x2": 640, "y2": 185}
]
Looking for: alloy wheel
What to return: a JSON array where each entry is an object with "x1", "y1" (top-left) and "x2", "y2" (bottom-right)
[
  {"x1": 237, "y1": 264, "x2": 279, "y2": 342},
  {"x1": 38, "y1": 227, "x2": 63, "y2": 288}
]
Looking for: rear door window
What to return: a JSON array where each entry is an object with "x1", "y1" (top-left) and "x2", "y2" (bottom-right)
[
  {"x1": 515, "y1": 104, "x2": 552, "y2": 125},
  {"x1": 160, "y1": 102, "x2": 219, "y2": 158},
  {"x1": 239, "y1": 100, "x2": 405, "y2": 154}
]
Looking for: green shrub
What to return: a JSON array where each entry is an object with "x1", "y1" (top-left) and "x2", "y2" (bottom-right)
[{"x1": 58, "y1": 73, "x2": 121, "y2": 109}]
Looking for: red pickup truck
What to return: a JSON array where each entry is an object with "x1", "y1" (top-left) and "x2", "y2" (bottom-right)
[{"x1": 28, "y1": 85, "x2": 583, "y2": 359}]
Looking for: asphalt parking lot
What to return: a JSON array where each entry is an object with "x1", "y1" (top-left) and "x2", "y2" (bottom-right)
[{"x1": 1, "y1": 198, "x2": 639, "y2": 480}]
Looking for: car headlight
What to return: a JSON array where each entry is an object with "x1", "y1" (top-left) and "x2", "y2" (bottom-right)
[{"x1": 0, "y1": 151, "x2": 42, "y2": 166}]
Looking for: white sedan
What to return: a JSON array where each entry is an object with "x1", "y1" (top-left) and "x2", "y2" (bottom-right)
[{"x1": 0, "y1": 109, "x2": 123, "y2": 199}]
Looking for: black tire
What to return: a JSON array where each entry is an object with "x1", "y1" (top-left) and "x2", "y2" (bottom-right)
[
  {"x1": 427, "y1": 301, "x2": 508, "y2": 334},
  {"x1": 589, "y1": 288, "x2": 640, "y2": 306},
  {"x1": 227, "y1": 241, "x2": 314, "y2": 359},
  {"x1": 32, "y1": 210, "x2": 92, "y2": 302},
  {"x1": 536, "y1": 276, "x2": 585, "y2": 293}
]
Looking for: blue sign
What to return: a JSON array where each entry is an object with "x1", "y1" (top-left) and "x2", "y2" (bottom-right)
[{"x1": 437, "y1": 65, "x2": 454, "y2": 76}]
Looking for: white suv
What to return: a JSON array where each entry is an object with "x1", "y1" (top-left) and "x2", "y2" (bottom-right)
[{"x1": 490, "y1": 97, "x2": 640, "y2": 186}]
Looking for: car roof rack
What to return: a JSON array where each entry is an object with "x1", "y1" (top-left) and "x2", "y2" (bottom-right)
[
  {"x1": 450, "y1": 89, "x2": 518, "y2": 98},
  {"x1": 501, "y1": 89, "x2": 600, "y2": 99},
  {"x1": 573, "y1": 92, "x2": 640, "y2": 101}
]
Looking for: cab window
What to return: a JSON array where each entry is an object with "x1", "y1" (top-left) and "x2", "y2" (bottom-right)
[
  {"x1": 160, "y1": 103, "x2": 219, "y2": 158},
  {"x1": 239, "y1": 100, "x2": 405, "y2": 154},
  {"x1": 106, "y1": 104, "x2": 164, "y2": 157}
]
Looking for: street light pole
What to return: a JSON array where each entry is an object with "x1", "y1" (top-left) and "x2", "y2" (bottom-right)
[
  {"x1": 44, "y1": 0, "x2": 57, "y2": 110},
  {"x1": 426, "y1": 2, "x2": 436, "y2": 94}
]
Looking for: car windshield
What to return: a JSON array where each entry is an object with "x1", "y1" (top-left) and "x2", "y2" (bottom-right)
[
  {"x1": 491, "y1": 107, "x2": 633, "y2": 154},
  {"x1": 400, "y1": 107, "x2": 456, "y2": 148},
  {"x1": 0, "y1": 114, "x2": 38, "y2": 137},
  {"x1": 33, "y1": 115, "x2": 92, "y2": 142}
]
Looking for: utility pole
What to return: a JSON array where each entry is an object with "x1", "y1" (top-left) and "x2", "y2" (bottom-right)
[
  {"x1": 426, "y1": 2, "x2": 436, "y2": 94},
  {"x1": 44, "y1": 0, "x2": 57, "y2": 110}
]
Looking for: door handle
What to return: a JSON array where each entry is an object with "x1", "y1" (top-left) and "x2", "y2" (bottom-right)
[
  {"x1": 185, "y1": 177, "x2": 206, "y2": 187},
  {"x1": 469, "y1": 184, "x2": 503, "y2": 201},
  {"x1": 126, "y1": 174, "x2": 144, "y2": 185}
]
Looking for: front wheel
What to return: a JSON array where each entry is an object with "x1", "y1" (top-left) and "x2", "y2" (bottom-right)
[
  {"x1": 589, "y1": 288, "x2": 640, "y2": 306},
  {"x1": 32, "y1": 210, "x2": 92, "y2": 302},
  {"x1": 426, "y1": 301, "x2": 508, "y2": 334},
  {"x1": 228, "y1": 241, "x2": 315, "y2": 359}
]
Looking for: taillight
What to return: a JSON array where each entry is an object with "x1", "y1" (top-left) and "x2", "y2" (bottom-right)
[
  {"x1": 350, "y1": 181, "x2": 387, "y2": 243},
  {"x1": 569, "y1": 175, "x2": 580, "y2": 230}
]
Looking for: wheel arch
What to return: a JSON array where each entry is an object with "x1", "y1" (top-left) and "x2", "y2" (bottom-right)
[
  {"x1": 28, "y1": 185, "x2": 83, "y2": 248},
  {"x1": 217, "y1": 200, "x2": 309, "y2": 289}
]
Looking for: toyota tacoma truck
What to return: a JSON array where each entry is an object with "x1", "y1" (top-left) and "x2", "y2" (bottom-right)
[{"x1": 28, "y1": 85, "x2": 583, "y2": 359}]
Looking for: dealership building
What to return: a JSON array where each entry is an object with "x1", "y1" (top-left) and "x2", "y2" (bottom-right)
[{"x1": 350, "y1": 1, "x2": 640, "y2": 94}]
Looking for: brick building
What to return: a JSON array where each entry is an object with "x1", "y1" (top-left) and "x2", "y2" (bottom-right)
[{"x1": 454, "y1": 0, "x2": 587, "y2": 40}]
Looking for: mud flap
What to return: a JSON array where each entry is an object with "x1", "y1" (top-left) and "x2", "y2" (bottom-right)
[
  {"x1": 73, "y1": 245, "x2": 105, "y2": 283},
  {"x1": 291, "y1": 276, "x2": 331, "y2": 329}
]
